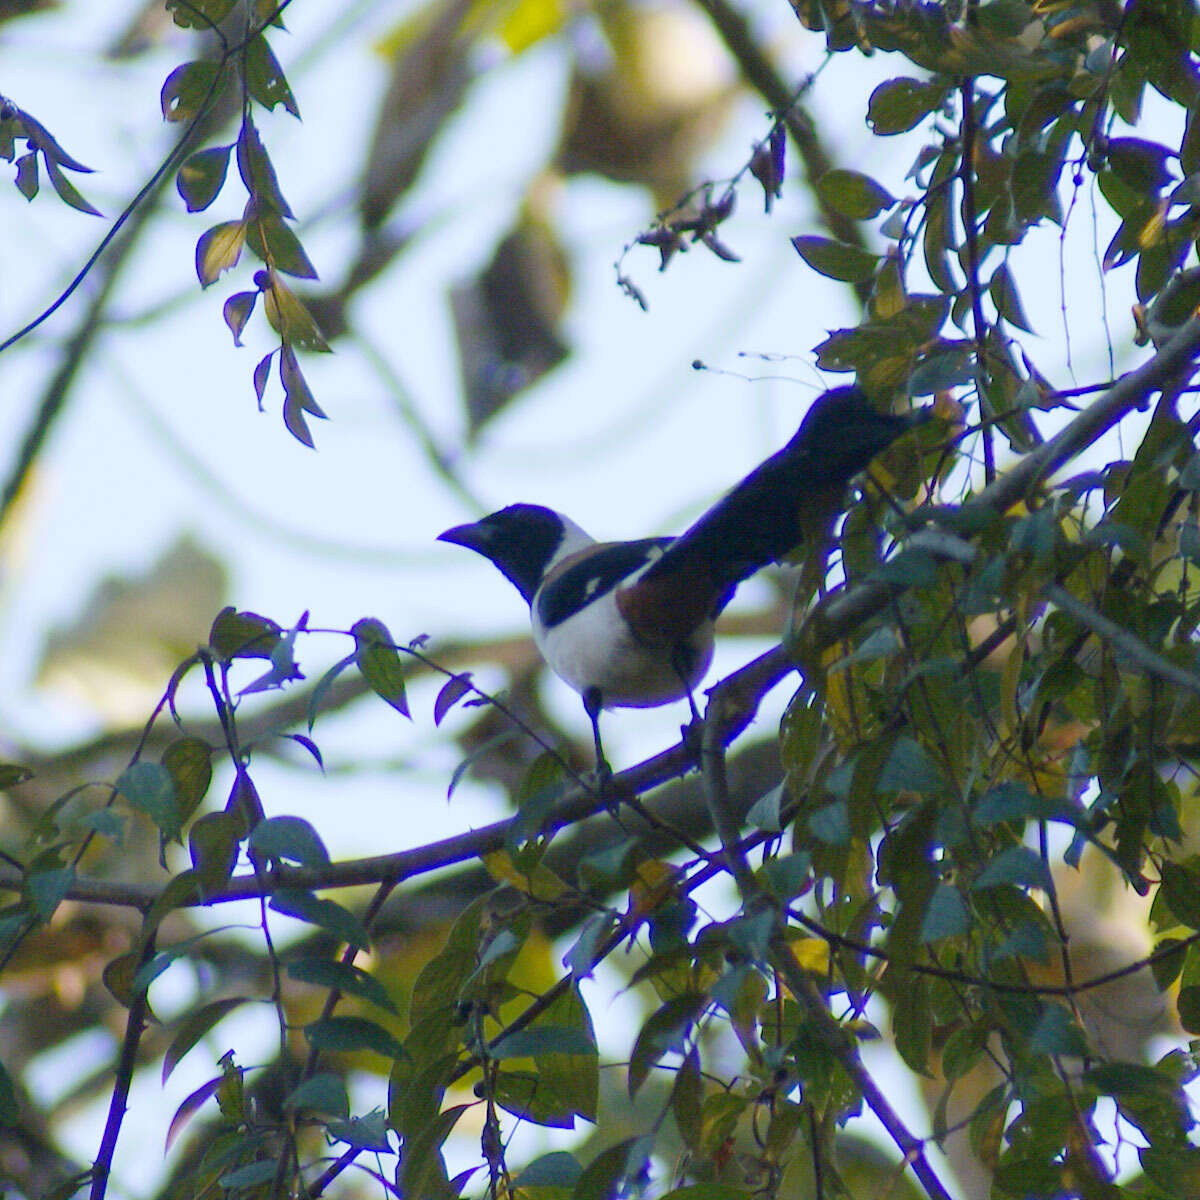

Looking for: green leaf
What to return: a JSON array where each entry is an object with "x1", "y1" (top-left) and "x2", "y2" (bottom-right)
[
  {"x1": 994, "y1": 918, "x2": 1048, "y2": 964},
  {"x1": 305, "y1": 1015, "x2": 404, "y2": 1059},
  {"x1": 563, "y1": 912, "x2": 614, "y2": 979},
  {"x1": 243, "y1": 32, "x2": 300, "y2": 116},
  {"x1": 920, "y1": 884, "x2": 971, "y2": 942},
  {"x1": 398, "y1": 1103, "x2": 470, "y2": 1199},
  {"x1": 224, "y1": 768, "x2": 261, "y2": 836},
  {"x1": 352, "y1": 618, "x2": 410, "y2": 718},
  {"x1": 327, "y1": 1109, "x2": 391, "y2": 1152},
  {"x1": 132, "y1": 929, "x2": 224, "y2": 996},
  {"x1": 433, "y1": 673, "x2": 473, "y2": 725},
  {"x1": 166, "y1": 0, "x2": 237, "y2": 27},
  {"x1": 876, "y1": 737, "x2": 944, "y2": 793},
  {"x1": 1159, "y1": 861, "x2": 1200, "y2": 929},
  {"x1": 284, "y1": 1072, "x2": 349, "y2": 1117},
  {"x1": 177, "y1": 144, "x2": 232, "y2": 212},
  {"x1": 163, "y1": 997, "x2": 252, "y2": 1083},
  {"x1": 790, "y1": 235, "x2": 879, "y2": 282},
  {"x1": 269, "y1": 888, "x2": 370, "y2": 948},
  {"x1": 816, "y1": 169, "x2": 895, "y2": 219},
  {"x1": 166, "y1": 1074, "x2": 228, "y2": 1151},
  {"x1": 758, "y1": 852, "x2": 811, "y2": 902},
  {"x1": 1178, "y1": 985, "x2": 1200, "y2": 1033},
  {"x1": 249, "y1": 815, "x2": 329, "y2": 867},
  {"x1": 892, "y1": 973, "x2": 932, "y2": 1073},
  {"x1": 12, "y1": 105, "x2": 92, "y2": 172},
  {"x1": 972, "y1": 846, "x2": 1053, "y2": 892},
  {"x1": 652, "y1": 1189, "x2": 750, "y2": 1200},
  {"x1": 973, "y1": 781, "x2": 1042, "y2": 824},
  {"x1": 989, "y1": 262, "x2": 1034, "y2": 332},
  {"x1": 286, "y1": 956, "x2": 397, "y2": 1012},
  {"x1": 873, "y1": 548, "x2": 940, "y2": 586},
  {"x1": 629, "y1": 996, "x2": 703, "y2": 1097},
  {"x1": 236, "y1": 119, "x2": 293, "y2": 217},
  {"x1": 42, "y1": 156, "x2": 101, "y2": 216},
  {"x1": 1084, "y1": 1061, "x2": 1180, "y2": 1098},
  {"x1": 574, "y1": 1137, "x2": 655, "y2": 1200},
  {"x1": 515, "y1": 1152, "x2": 583, "y2": 1189},
  {"x1": 208, "y1": 607, "x2": 281, "y2": 660},
  {"x1": 409, "y1": 896, "x2": 487, "y2": 1028},
  {"x1": 808, "y1": 799, "x2": 850, "y2": 844},
  {"x1": 746, "y1": 782, "x2": 784, "y2": 832},
  {"x1": 279, "y1": 344, "x2": 327, "y2": 448},
  {"x1": 117, "y1": 761, "x2": 179, "y2": 839},
  {"x1": 907, "y1": 348, "x2": 976, "y2": 395},
  {"x1": 142, "y1": 871, "x2": 202, "y2": 936},
  {"x1": 14, "y1": 149, "x2": 37, "y2": 201},
  {"x1": 1028, "y1": 1003, "x2": 1088, "y2": 1056},
  {"x1": 307, "y1": 652, "x2": 354, "y2": 730},
  {"x1": 491, "y1": 1026, "x2": 594, "y2": 1060},
  {"x1": 941, "y1": 1024, "x2": 986, "y2": 1082},
  {"x1": 0, "y1": 1060, "x2": 16, "y2": 1123},
  {"x1": 1011, "y1": 146, "x2": 1066, "y2": 224},
  {"x1": 253, "y1": 349, "x2": 274, "y2": 405},
  {"x1": 188, "y1": 811, "x2": 241, "y2": 896},
  {"x1": 867, "y1": 77, "x2": 948, "y2": 134},
  {"x1": 26, "y1": 866, "x2": 74, "y2": 921},
  {"x1": 163, "y1": 737, "x2": 212, "y2": 826},
  {"x1": 222, "y1": 290, "x2": 258, "y2": 345},
  {"x1": 670, "y1": 1046, "x2": 703, "y2": 1150},
  {"x1": 1107, "y1": 137, "x2": 1174, "y2": 196},
  {"x1": 161, "y1": 60, "x2": 222, "y2": 123},
  {"x1": 283, "y1": 1075, "x2": 350, "y2": 1118},
  {"x1": 246, "y1": 208, "x2": 317, "y2": 279},
  {"x1": 219, "y1": 1160, "x2": 277, "y2": 1190},
  {"x1": 1150, "y1": 938, "x2": 1186, "y2": 991}
]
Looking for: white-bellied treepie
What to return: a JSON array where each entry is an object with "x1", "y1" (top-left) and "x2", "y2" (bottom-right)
[{"x1": 439, "y1": 385, "x2": 930, "y2": 772}]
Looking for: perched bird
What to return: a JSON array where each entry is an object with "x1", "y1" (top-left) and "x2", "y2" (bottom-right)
[{"x1": 439, "y1": 385, "x2": 930, "y2": 772}]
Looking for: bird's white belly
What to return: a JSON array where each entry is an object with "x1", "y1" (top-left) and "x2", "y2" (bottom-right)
[{"x1": 533, "y1": 590, "x2": 713, "y2": 709}]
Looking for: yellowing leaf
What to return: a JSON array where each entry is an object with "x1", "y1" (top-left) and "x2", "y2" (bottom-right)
[
  {"x1": 195, "y1": 220, "x2": 245, "y2": 287},
  {"x1": 498, "y1": 0, "x2": 565, "y2": 52},
  {"x1": 482, "y1": 849, "x2": 566, "y2": 901},
  {"x1": 629, "y1": 859, "x2": 679, "y2": 914},
  {"x1": 787, "y1": 937, "x2": 831, "y2": 975},
  {"x1": 262, "y1": 274, "x2": 330, "y2": 351}
]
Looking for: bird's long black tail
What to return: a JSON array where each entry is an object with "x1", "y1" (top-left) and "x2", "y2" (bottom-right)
[{"x1": 633, "y1": 386, "x2": 929, "y2": 617}]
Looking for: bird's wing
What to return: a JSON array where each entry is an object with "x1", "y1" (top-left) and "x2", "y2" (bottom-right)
[{"x1": 534, "y1": 537, "x2": 674, "y2": 630}]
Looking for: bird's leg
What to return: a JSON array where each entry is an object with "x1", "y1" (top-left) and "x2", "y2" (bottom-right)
[
  {"x1": 670, "y1": 644, "x2": 704, "y2": 764},
  {"x1": 582, "y1": 686, "x2": 613, "y2": 786}
]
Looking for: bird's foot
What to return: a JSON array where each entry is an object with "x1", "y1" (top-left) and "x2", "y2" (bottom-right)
[
  {"x1": 593, "y1": 758, "x2": 639, "y2": 824},
  {"x1": 593, "y1": 755, "x2": 614, "y2": 792},
  {"x1": 680, "y1": 716, "x2": 705, "y2": 766}
]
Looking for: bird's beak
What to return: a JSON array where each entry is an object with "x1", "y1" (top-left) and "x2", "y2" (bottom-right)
[{"x1": 437, "y1": 520, "x2": 495, "y2": 556}]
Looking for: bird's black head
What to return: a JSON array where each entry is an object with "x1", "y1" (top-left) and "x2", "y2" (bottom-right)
[
  {"x1": 793, "y1": 385, "x2": 932, "y2": 483},
  {"x1": 438, "y1": 503, "x2": 569, "y2": 603}
]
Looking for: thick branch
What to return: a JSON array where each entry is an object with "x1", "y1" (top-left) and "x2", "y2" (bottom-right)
[{"x1": 20, "y1": 315, "x2": 1200, "y2": 911}]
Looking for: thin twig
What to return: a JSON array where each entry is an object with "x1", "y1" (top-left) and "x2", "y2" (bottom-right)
[
  {"x1": 958, "y1": 76, "x2": 996, "y2": 483},
  {"x1": 692, "y1": 0, "x2": 874, "y2": 305},
  {"x1": 89, "y1": 934, "x2": 157, "y2": 1200},
  {"x1": 697, "y1": 700, "x2": 954, "y2": 1200}
]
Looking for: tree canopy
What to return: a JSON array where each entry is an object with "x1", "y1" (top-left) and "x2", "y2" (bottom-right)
[{"x1": 1, "y1": 1, "x2": 1200, "y2": 1199}]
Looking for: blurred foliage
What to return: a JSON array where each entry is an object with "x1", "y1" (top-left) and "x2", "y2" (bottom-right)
[{"x1": 2, "y1": 0, "x2": 1200, "y2": 1199}]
